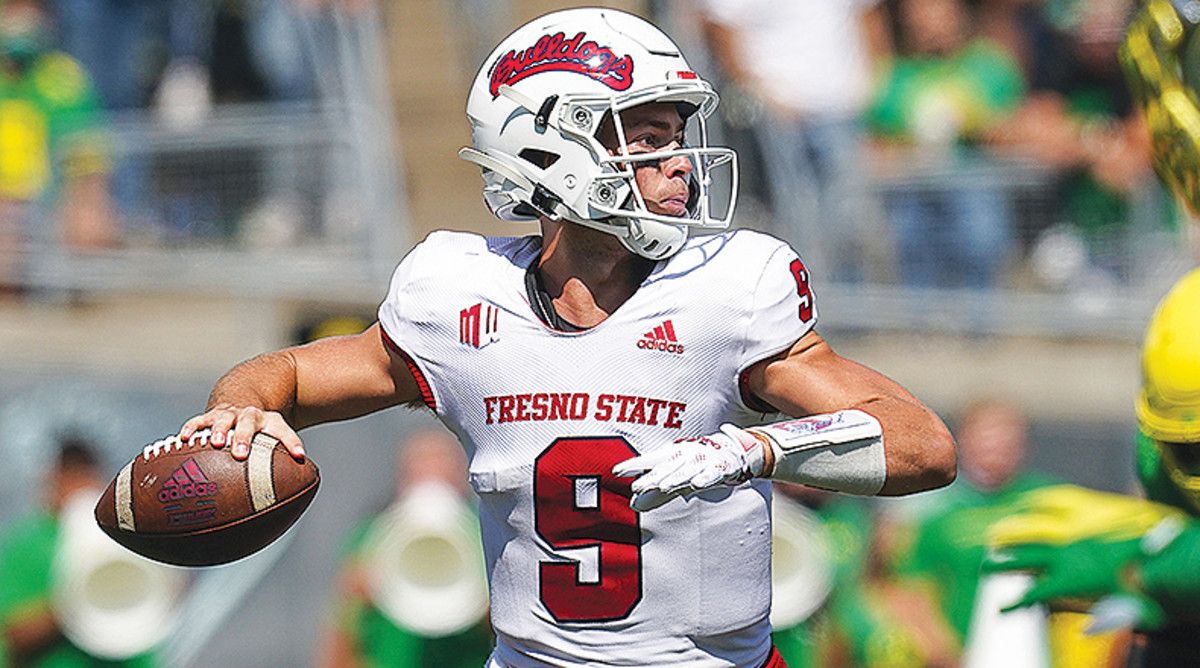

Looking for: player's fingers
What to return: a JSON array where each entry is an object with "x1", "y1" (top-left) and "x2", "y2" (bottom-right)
[
  {"x1": 654, "y1": 461, "x2": 706, "y2": 495},
  {"x1": 230, "y1": 407, "x2": 265, "y2": 460},
  {"x1": 207, "y1": 408, "x2": 238, "y2": 449},
  {"x1": 262, "y1": 413, "x2": 306, "y2": 462},
  {"x1": 688, "y1": 466, "x2": 727, "y2": 490},
  {"x1": 612, "y1": 456, "x2": 652, "y2": 477},
  {"x1": 630, "y1": 488, "x2": 683, "y2": 512},
  {"x1": 1001, "y1": 576, "x2": 1071, "y2": 613},
  {"x1": 178, "y1": 413, "x2": 213, "y2": 440},
  {"x1": 999, "y1": 581, "x2": 1047, "y2": 613},
  {"x1": 612, "y1": 448, "x2": 672, "y2": 477},
  {"x1": 629, "y1": 456, "x2": 690, "y2": 494}
]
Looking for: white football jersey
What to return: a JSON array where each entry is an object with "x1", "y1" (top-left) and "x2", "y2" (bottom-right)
[{"x1": 378, "y1": 229, "x2": 816, "y2": 667}]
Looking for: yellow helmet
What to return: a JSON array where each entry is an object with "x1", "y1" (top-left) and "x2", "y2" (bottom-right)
[
  {"x1": 1122, "y1": 0, "x2": 1200, "y2": 215},
  {"x1": 1137, "y1": 269, "x2": 1200, "y2": 443}
]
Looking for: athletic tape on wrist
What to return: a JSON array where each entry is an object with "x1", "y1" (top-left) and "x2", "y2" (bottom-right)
[{"x1": 749, "y1": 409, "x2": 887, "y2": 495}]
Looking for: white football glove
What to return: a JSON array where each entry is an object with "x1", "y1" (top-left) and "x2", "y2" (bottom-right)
[{"x1": 612, "y1": 424, "x2": 766, "y2": 512}]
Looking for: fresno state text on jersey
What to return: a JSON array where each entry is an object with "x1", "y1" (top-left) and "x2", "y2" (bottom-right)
[
  {"x1": 378, "y1": 229, "x2": 815, "y2": 667},
  {"x1": 484, "y1": 392, "x2": 686, "y2": 427}
]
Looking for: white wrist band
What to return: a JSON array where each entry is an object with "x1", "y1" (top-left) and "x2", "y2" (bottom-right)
[{"x1": 748, "y1": 409, "x2": 887, "y2": 495}]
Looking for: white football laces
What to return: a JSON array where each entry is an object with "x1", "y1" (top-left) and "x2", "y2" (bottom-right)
[{"x1": 143, "y1": 428, "x2": 214, "y2": 460}]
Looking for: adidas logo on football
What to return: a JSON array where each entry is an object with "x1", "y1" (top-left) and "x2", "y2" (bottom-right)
[
  {"x1": 158, "y1": 457, "x2": 219, "y2": 503},
  {"x1": 637, "y1": 320, "x2": 684, "y2": 354}
]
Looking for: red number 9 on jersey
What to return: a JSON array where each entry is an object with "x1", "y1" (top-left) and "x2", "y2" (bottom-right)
[
  {"x1": 534, "y1": 437, "x2": 642, "y2": 622},
  {"x1": 789, "y1": 258, "x2": 813, "y2": 323}
]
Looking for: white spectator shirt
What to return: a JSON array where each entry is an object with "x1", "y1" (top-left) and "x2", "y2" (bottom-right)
[
  {"x1": 378, "y1": 229, "x2": 816, "y2": 667},
  {"x1": 700, "y1": 0, "x2": 879, "y2": 117}
]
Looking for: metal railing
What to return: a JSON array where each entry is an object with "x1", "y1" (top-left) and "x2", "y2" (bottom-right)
[
  {"x1": 13, "y1": 138, "x2": 1193, "y2": 339},
  {"x1": 15, "y1": 101, "x2": 404, "y2": 302}
]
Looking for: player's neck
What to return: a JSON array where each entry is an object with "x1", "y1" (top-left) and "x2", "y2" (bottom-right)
[{"x1": 535, "y1": 221, "x2": 656, "y2": 328}]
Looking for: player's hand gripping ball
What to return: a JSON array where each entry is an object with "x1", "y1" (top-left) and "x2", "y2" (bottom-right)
[{"x1": 94, "y1": 429, "x2": 319, "y2": 566}]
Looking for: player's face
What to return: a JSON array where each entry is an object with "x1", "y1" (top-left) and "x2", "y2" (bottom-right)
[
  {"x1": 49, "y1": 463, "x2": 100, "y2": 512},
  {"x1": 598, "y1": 102, "x2": 694, "y2": 218},
  {"x1": 1161, "y1": 440, "x2": 1200, "y2": 475},
  {"x1": 1155, "y1": 439, "x2": 1200, "y2": 507},
  {"x1": 958, "y1": 406, "x2": 1027, "y2": 491}
]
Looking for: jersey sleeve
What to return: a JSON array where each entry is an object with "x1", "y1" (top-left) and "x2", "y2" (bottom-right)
[
  {"x1": 377, "y1": 238, "x2": 441, "y2": 412},
  {"x1": 737, "y1": 242, "x2": 817, "y2": 372}
]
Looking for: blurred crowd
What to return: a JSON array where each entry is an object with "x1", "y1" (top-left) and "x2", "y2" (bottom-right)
[
  {"x1": 694, "y1": 0, "x2": 1176, "y2": 292},
  {"x1": 0, "y1": 0, "x2": 370, "y2": 295},
  {"x1": 0, "y1": 0, "x2": 1186, "y2": 299}
]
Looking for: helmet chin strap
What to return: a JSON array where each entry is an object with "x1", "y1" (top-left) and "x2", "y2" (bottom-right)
[{"x1": 614, "y1": 217, "x2": 688, "y2": 260}]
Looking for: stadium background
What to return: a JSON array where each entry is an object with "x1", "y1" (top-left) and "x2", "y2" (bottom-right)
[{"x1": 0, "y1": 0, "x2": 1186, "y2": 665}]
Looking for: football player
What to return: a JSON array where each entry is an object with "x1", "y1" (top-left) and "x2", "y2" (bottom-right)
[
  {"x1": 984, "y1": 1, "x2": 1200, "y2": 665},
  {"x1": 176, "y1": 9, "x2": 955, "y2": 667}
]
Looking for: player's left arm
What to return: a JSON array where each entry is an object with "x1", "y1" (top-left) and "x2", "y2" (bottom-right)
[
  {"x1": 744, "y1": 330, "x2": 957, "y2": 496},
  {"x1": 613, "y1": 239, "x2": 954, "y2": 510},
  {"x1": 615, "y1": 331, "x2": 954, "y2": 510}
]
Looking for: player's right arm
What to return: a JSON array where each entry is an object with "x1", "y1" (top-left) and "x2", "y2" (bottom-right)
[{"x1": 178, "y1": 322, "x2": 422, "y2": 461}]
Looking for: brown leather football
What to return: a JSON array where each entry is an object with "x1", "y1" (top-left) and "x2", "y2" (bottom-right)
[{"x1": 94, "y1": 429, "x2": 319, "y2": 566}]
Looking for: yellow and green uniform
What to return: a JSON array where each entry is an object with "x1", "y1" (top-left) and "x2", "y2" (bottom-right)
[
  {"x1": 334, "y1": 516, "x2": 494, "y2": 668},
  {"x1": 979, "y1": 4, "x2": 1200, "y2": 664},
  {"x1": 901, "y1": 473, "x2": 1055, "y2": 643},
  {"x1": 985, "y1": 266, "x2": 1200, "y2": 665},
  {"x1": 1126, "y1": 432, "x2": 1200, "y2": 661},
  {"x1": 0, "y1": 511, "x2": 156, "y2": 668},
  {"x1": 1127, "y1": 266, "x2": 1200, "y2": 661},
  {"x1": 0, "y1": 52, "x2": 106, "y2": 202}
]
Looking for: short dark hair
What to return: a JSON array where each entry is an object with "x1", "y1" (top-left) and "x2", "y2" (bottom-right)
[{"x1": 55, "y1": 433, "x2": 100, "y2": 471}]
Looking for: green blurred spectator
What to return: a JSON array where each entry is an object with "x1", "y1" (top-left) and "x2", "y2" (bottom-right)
[
  {"x1": 899, "y1": 399, "x2": 1055, "y2": 646},
  {"x1": 0, "y1": 436, "x2": 156, "y2": 668},
  {"x1": 0, "y1": 0, "x2": 114, "y2": 289},
  {"x1": 772, "y1": 490, "x2": 959, "y2": 668},
  {"x1": 906, "y1": 398, "x2": 1133, "y2": 665},
  {"x1": 868, "y1": 0, "x2": 1026, "y2": 289},
  {"x1": 990, "y1": 0, "x2": 1170, "y2": 286},
  {"x1": 317, "y1": 430, "x2": 493, "y2": 668},
  {"x1": 868, "y1": 0, "x2": 1024, "y2": 146}
]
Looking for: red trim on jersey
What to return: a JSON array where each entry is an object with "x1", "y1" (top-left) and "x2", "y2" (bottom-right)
[
  {"x1": 379, "y1": 327, "x2": 437, "y2": 411},
  {"x1": 738, "y1": 367, "x2": 779, "y2": 414},
  {"x1": 761, "y1": 646, "x2": 788, "y2": 668}
]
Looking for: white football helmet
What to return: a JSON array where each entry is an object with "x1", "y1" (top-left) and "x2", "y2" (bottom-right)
[{"x1": 460, "y1": 8, "x2": 738, "y2": 260}]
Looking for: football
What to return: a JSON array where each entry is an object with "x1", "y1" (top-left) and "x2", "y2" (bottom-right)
[{"x1": 94, "y1": 429, "x2": 319, "y2": 566}]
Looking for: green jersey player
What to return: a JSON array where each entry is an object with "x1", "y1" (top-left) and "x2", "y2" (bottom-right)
[{"x1": 985, "y1": 2, "x2": 1200, "y2": 664}]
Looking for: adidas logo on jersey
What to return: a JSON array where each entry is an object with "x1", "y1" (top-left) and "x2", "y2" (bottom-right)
[
  {"x1": 637, "y1": 320, "x2": 684, "y2": 354},
  {"x1": 158, "y1": 457, "x2": 218, "y2": 503}
]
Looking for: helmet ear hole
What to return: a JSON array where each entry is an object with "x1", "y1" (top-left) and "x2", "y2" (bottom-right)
[
  {"x1": 511, "y1": 203, "x2": 538, "y2": 217},
  {"x1": 519, "y1": 149, "x2": 560, "y2": 169}
]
